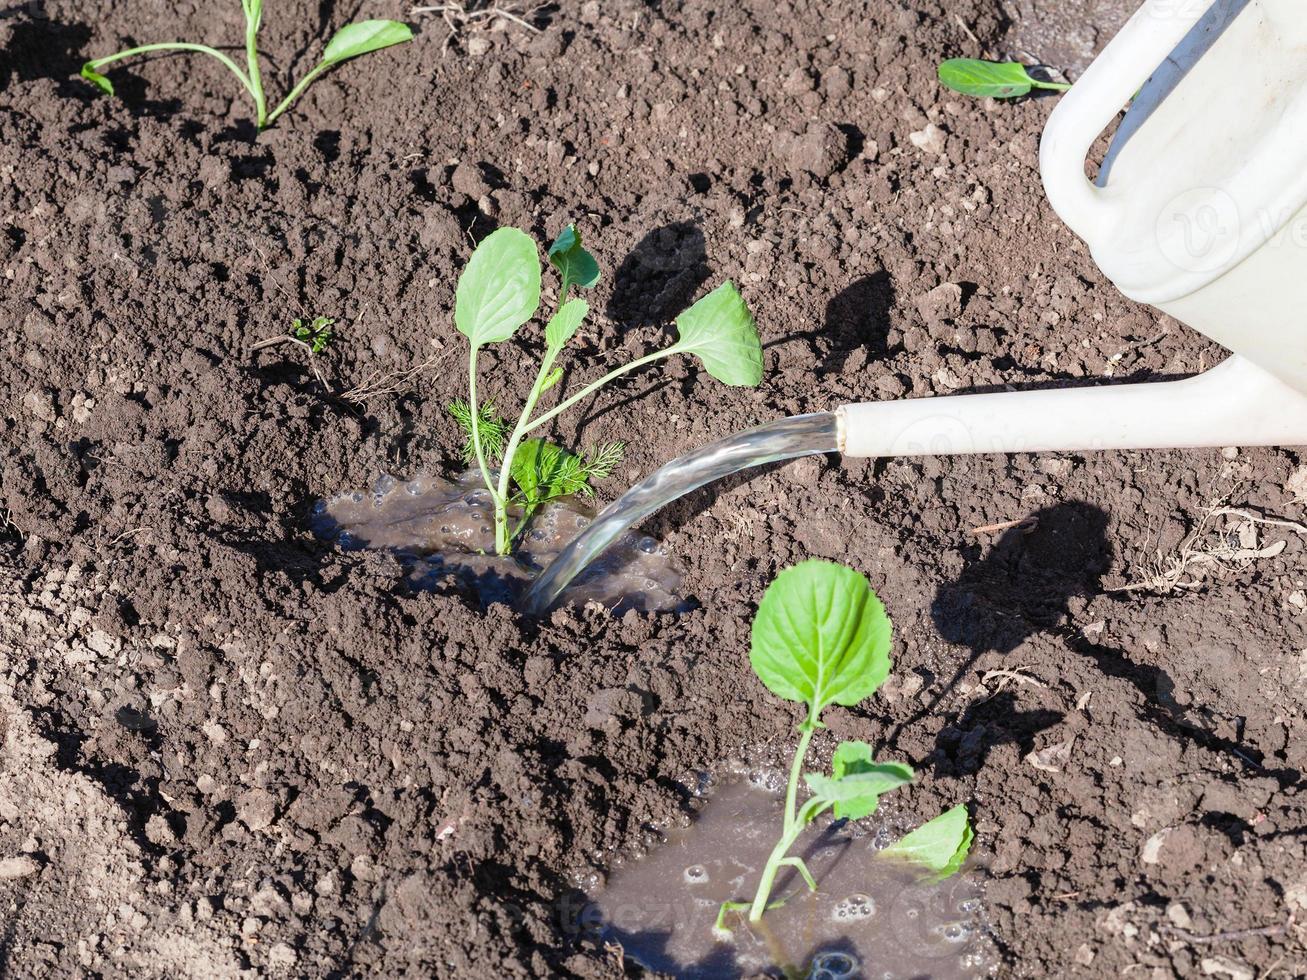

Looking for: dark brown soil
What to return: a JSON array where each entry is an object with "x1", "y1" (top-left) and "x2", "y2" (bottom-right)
[{"x1": 2, "y1": 0, "x2": 1305, "y2": 977}]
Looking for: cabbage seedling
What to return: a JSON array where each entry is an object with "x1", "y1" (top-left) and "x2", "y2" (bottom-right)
[
  {"x1": 450, "y1": 224, "x2": 763, "y2": 556},
  {"x1": 714, "y1": 560, "x2": 971, "y2": 934},
  {"x1": 938, "y1": 58, "x2": 1070, "y2": 98},
  {"x1": 81, "y1": 3, "x2": 411, "y2": 129}
]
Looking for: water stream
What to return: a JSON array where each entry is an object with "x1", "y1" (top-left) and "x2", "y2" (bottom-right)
[{"x1": 522, "y1": 412, "x2": 840, "y2": 614}]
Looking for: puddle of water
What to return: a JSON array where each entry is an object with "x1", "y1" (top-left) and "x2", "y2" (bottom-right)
[
  {"x1": 310, "y1": 470, "x2": 687, "y2": 612},
  {"x1": 583, "y1": 779, "x2": 994, "y2": 979}
]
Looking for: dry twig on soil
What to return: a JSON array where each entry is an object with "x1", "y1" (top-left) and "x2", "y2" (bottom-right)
[
  {"x1": 411, "y1": 1, "x2": 542, "y2": 56},
  {"x1": 339, "y1": 351, "x2": 445, "y2": 406},
  {"x1": 1113, "y1": 489, "x2": 1307, "y2": 594}
]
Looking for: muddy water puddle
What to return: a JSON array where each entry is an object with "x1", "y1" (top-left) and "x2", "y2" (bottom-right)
[
  {"x1": 310, "y1": 470, "x2": 686, "y2": 611},
  {"x1": 585, "y1": 778, "x2": 994, "y2": 979}
]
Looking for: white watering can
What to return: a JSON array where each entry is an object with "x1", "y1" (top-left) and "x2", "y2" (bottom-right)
[
  {"x1": 523, "y1": 0, "x2": 1307, "y2": 609},
  {"x1": 837, "y1": 0, "x2": 1307, "y2": 459}
]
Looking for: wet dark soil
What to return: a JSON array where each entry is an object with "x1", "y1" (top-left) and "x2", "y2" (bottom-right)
[{"x1": 2, "y1": 0, "x2": 1306, "y2": 977}]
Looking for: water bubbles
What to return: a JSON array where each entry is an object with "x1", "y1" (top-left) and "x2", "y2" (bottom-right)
[
  {"x1": 809, "y1": 951, "x2": 858, "y2": 980},
  {"x1": 406, "y1": 480, "x2": 423, "y2": 496},
  {"x1": 957, "y1": 898, "x2": 981, "y2": 914},
  {"x1": 338, "y1": 531, "x2": 360, "y2": 550},
  {"x1": 832, "y1": 894, "x2": 875, "y2": 922},
  {"x1": 349, "y1": 491, "x2": 364, "y2": 504},
  {"x1": 575, "y1": 515, "x2": 591, "y2": 528},
  {"x1": 904, "y1": 906, "x2": 920, "y2": 920},
  {"x1": 936, "y1": 922, "x2": 970, "y2": 944},
  {"x1": 373, "y1": 475, "x2": 397, "y2": 495},
  {"x1": 747, "y1": 769, "x2": 786, "y2": 793},
  {"x1": 637, "y1": 536, "x2": 658, "y2": 554},
  {"x1": 683, "y1": 865, "x2": 708, "y2": 884},
  {"x1": 311, "y1": 499, "x2": 328, "y2": 515}
]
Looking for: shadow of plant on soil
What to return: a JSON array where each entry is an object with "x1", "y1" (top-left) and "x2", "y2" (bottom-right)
[
  {"x1": 0, "y1": 9, "x2": 187, "y2": 115},
  {"x1": 28, "y1": 700, "x2": 187, "y2": 861},
  {"x1": 904, "y1": 501, "x2": 1296, "y2": 784},
  {"x1": 908, "y1": 502, "x2": 1104, "y2": 775},
  {"x1": 761, "y1": 271, "x2": 896, "y2": 380},
  {"x1": 0, "y1": 7, "x2": 90, "y2": 95},
  {"x1": 607, "y1": 221, "x2": 710, "y2": 328}
]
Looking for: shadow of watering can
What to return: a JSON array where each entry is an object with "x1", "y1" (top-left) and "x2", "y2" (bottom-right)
[{"x1": 837, "y1": 0, "x2": 1307, "y2": 458}]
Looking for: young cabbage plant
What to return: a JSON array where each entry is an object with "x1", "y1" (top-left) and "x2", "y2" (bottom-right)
[
  {"x1": 714, "y1": 560, "x2": 971, "y2": 934},
  {"x1": 81, "y1": 2, "x2": 411, "y2": 129},
  {"x1": 938, "y1": 58, "x2": 1070, "y2": 98},
  {"x1": 449, "y1": 223, "x2": 763, "y2": 556}
]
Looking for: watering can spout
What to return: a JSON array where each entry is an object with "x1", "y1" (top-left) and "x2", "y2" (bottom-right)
[{"x1": 836, "y1": 357, "x2": 1307, "y2": 458}]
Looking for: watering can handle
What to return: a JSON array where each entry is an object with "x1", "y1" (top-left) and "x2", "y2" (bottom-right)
[{"x1": 1040, "y1": 0, "x2": 1211, "y2": 240}]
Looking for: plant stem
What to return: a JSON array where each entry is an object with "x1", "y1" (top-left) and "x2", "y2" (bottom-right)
[
  {"x1": 266, "y1": 62, "x2": 328, "y2": 126},
  {"x1": 493, "y1": 345, "x2": 562, "y2": 554},
  {"x1": 1032, "y1": 80, "x2": 1072, "y2": 92},
  {"x1": 466, "y1": 348, "x2": 502, "y2": 522},
  {"x1": 783, "y1": 725, "x2": 815, "y2": 836},
  {"x1": 89, "y1": 43, "x2": 257, "y2": 104},
  {"x1": 748, "y1": 798, "x2": 825, "y2": 922},
  {"x1": 241, "y1": 0, "x2": 267, "y2": 126},
  {"x1": 522, "y1": 347, "x2": 676, "y2": 436},
  {"x1": 748, "y1": 716, "x2": 817, "y2": 923}
]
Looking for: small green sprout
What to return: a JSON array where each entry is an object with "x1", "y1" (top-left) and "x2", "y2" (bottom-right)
[
  {"x1": 292, "y1": 316, "x2": 335, "y2": 354},
  {"x1": 81, "y1": 2, "x2": 412, "y2": 129},
  {"x1": 449, "y1": 223, "x2": 763, "y2": 556},
  {"x1": 714, "y1": 561, "x2": 971, "y2": 935},
  {"x1": 938, "y1": 58, "x2": 1070, "y2": 99}
]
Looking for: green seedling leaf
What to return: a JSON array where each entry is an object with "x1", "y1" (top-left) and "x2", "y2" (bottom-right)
[
  {"x1": 881, "y1": 804, "x2": 973, "y2": 879},
  {"x1": 583, "y1": 440, "x2": 625, "y2": 483},
  {"x1": 673, "y1": 281, "x2": 763, "y2": 387},
  {"x1": 449, "y1": 399, "x2": 507, "y2": 464},
  {"x1": 545, "y1": 298, "x2": 589, "y2": 350},
  {"x1": 548, "y1": 224, "x2": 601, "y2": 297},
  {"x1": 511, "y1": 438, "x2": 624, "y2": 511},
  {"x1": 455, "y1": 228, "x2": 542, "y2": 347},
  {"x1": 292, "y1": 316, "x2": 335, "y2": 354},
  {"x1": 82, "y1": 62, "x2": 114, "y2": 95},
  {"x1": 938, "y1": 59, "x2": 1035, "y2": 98},
  {"x1": 804, "y1": 762, "x2": 914, "y2": 820},
  {"x1": 511, "y1": 439, "x2": 573, "y2": 508},
  {"x1": 749, "y1": 560, "x2": 892, "y2": 724},
  {"x1": 321, "y1": 20, "x2": 413, "y2": 67},
  {"x1": 541, "y1": 366, "x2": 564, "y2": 393},
  {"x1": 826, "y1": 742, "x2": 909, "y2": 820}
]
